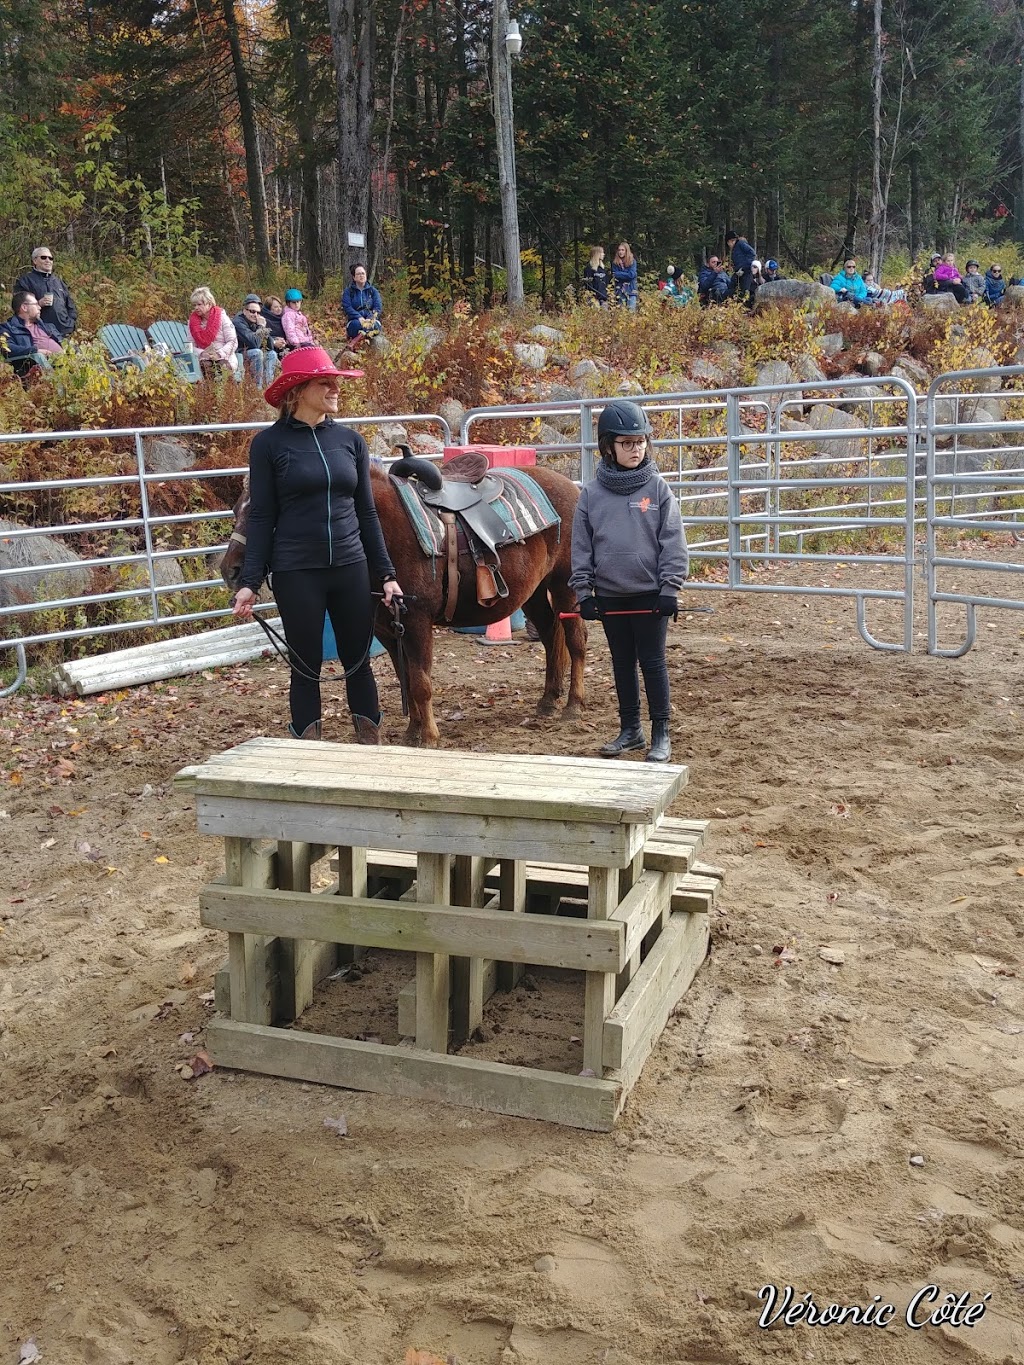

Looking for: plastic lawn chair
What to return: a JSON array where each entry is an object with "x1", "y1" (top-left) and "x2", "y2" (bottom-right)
[
  {"x1": 98, "y1": 323, "x2": 151, "y2": 371},
  {"x1": 148, "y1": 321, "x2": 203, "y2": 383}
]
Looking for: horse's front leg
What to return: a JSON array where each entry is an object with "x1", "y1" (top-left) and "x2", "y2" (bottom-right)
[{"x1": 394, "y1": 612, "x2": 440, "y2": 747}]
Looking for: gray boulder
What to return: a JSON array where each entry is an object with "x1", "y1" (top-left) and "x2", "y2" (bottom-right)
[
  {"x1": 792, "y1": 353, "x2": 827, "y2": 384},
  {"x1": 513, "y1": 342, "x2": 548, "y2": 371},
  {"x1": 0, "y1": 518, "x2": 93, "y2": 608},
  {"x1": 806, "y1": 403, "x2": 867, "y2": 462},
  {"x1": 753, "y1": 280, "x2": 836, "y2": 311},
  {"x1": 570, "y1": 359, "x2": 600, "y2": 382},
  {"x1": 1002, "y1": 285, "x2": 1024, "y2": 309},
  {"x1": 526, "y1": 324, "x2": 566, "y2": 344},
  {"x1": 862, "y1": 350, "x2": 886, "y2": 377},
  {"x1": 839, "y1": 384, "x2": 887, "y2": 416},
  {"x1": 536, "y1": 422, "x2": 576, "y2": 449},
  {"x1": 754, "y1": 360, "x2": 794, "y2": 401},
  {"x1": 818, "y1": 332, "x2": 845, "y2": 356},
  {"x1": 402, "y1": 325, "x2": 444, "y2": 356},
  {"x1": 893, "y1": 355, "x2": 930, "y2": 390},
  {"x1": 709, "y1": 340, "x2": 741, "y2": 369},
  {"x1": 121, "y1": 553, "x2": 186, "y2": 591},
  {"x1": 142, "y1": 437, "x2": 197, "y2": 475},
  {"x1": 690, "y1": 357, "x2": 726, "y2": 387},
  {"x1": 921, "y1": 292, "x2": 959, "y2": 314},
  {"x1": 438, "y1": 397, "x2": 467, "y2": 440}
]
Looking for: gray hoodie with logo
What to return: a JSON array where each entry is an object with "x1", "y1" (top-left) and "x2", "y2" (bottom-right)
[{"x1": 569, "y1": 468, "x2": 688, "y2": 601}]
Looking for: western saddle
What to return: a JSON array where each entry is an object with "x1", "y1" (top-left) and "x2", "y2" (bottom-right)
[{"x1": 390, "y1": 449, "x2": 518, "y2": 619}]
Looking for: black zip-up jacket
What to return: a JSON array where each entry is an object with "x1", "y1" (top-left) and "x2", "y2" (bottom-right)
[
  {"x1": 14, "y1": 268, "x2": 78, "y2": 337},
  {"x1": 239, "y1": 415, "x2": 396, "y2": 591}
]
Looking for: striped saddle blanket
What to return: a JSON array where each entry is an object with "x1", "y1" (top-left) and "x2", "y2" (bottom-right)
[{"x1": 391, "y1": 466, "x2": 561, "y2": 558}]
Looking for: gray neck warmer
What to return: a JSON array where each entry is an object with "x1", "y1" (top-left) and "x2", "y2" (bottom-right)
[{"x1": 595, "y1": 456, "x2": 654, "y2": 495}]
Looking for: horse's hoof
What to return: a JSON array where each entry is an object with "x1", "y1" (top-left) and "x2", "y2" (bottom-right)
[
  {"x1": 561, "y1": 702, "x2": 582, "y2": 721},
  {"x1": 535, "y1": 698, "x2": 560, "y2": 718}
]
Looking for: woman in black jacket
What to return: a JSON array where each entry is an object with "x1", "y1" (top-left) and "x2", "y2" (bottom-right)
[{"x1": 230, "y1": 347, "x2": 404, "y2": 742}]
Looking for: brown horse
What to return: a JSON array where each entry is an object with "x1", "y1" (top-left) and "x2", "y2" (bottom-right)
[{"x1": 219, "y1": 459, "x2": 587, "y2": 746}]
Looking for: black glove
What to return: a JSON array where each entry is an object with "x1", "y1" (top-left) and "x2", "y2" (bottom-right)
[
  {"x1": 657, "y1": 594, "x2": 678, "y2": 620},
  {"x1": 579, "y1": 597, "x2": 601, "y2": 621}
]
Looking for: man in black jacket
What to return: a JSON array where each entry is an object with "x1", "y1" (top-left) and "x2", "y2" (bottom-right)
[
  {"x1": 15, "y1": 247, "x2": 78, "y2": 339},
  {"x1": 725, "y1": 231, "x2": 757, "y2": 306}
]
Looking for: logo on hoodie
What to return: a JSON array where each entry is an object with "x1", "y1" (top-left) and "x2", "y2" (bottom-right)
[{"x1": 630, "y1": 495, "x2": 653, "y2": 513}]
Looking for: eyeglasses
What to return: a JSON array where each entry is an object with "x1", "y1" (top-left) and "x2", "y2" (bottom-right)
[
  {"x1": 244, "y1": 307, "x2": 260, "y2": 314},
  {"x1": 36, "y1": 254, "x2": 53, "y2": 260},
  {"x1": 615, "y1": 437, "x2": 646, "y2": 451}
]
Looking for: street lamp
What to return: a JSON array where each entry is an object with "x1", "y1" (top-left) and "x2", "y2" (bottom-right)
[{"x1": 493, "y1": 0, "x2": 524, "y2": 307}]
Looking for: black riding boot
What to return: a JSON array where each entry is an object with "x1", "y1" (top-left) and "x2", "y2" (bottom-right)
[
  {"x1": 288, "y1": 719, "x2": 322, "y2": 740},
  {"x1": 599, "y1": 715, "x2": 646, "y2": 758},
  {"x1": 646, "y1": 719, "x2": 672, "y2": 763}
]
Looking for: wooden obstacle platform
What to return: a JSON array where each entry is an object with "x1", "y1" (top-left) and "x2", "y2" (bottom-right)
[{"x1": 177, "y1": 739, "x2": 720, "y2": 1131}]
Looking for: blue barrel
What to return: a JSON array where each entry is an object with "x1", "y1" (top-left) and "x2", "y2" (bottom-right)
[{"x1": 323, "y1": 615, "x2": 386, "y2": 661}]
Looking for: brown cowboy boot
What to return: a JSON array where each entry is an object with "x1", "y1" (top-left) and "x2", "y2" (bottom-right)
[
  {"x1": 352, "y1": 713, "x2": 383, "y2": 745},
  {"x1": 288, "y1": 719, "x2": 322, "y2": 740}
]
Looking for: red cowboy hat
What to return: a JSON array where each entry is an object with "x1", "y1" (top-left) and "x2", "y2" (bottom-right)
[{"x1": 264, "y1": 346, "x2": 364, "y2": 407}]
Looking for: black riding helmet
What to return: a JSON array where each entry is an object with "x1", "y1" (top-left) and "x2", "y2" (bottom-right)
[{"x1": 597, "y1": 400, "x2": 652, "y2": 439}]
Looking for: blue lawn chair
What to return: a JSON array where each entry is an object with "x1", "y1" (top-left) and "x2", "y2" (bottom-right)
[
  {"x1": 98, "y1": 324, "x2": 151, "y2": 371},
  {"x1": 148, "y1": 321, "x2": 203, "y2": 383}
]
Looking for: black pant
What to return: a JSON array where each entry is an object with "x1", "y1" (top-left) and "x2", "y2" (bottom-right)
[
  {"x1": 272, "y1": 562, "x2": 379, "y2": 732},
  {"x1": 598, "y1": 593, "x2": 671, "y2": 723},
  {"x1": 938, "y1": 281, "x2": 969, "y2": 305}
]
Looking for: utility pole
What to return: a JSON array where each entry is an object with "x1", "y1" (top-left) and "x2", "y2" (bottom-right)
[{"x1": 492, "y1": 0, "x2": 524, "y2": 308}]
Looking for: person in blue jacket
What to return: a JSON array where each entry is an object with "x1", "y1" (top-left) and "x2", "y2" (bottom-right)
[
  {"x1": 611, "y1": 241, "x2": 638, "y2": 311},
  {"x1": 342, "y1": 263, "x2": 384, "y2": 343},
  {"x1": 697, "y1": 254, "x2": 731, "y2": 306},
  {"x1": 983, "y1": 263, "x2": 1006, "y2": 306},
  {"x1": 726, "y1": 231, "x2": 756, "y2": 304},
  {"x1": 830, "y1": 259, "x2": 868, "y2": 307}
]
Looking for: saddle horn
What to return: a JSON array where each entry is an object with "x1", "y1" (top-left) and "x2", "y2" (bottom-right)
[{"x1": 390, "y1": 446, "x2": 443, "y2": 490}]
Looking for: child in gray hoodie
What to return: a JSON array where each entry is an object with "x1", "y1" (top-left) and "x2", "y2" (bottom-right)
[{"x1": 569, "y1": 400, "x2": 688, "y2": 762}]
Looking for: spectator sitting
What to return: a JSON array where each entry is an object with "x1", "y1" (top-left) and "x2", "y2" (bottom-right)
[
  {"x1": 14, "y1": 246, "x2": 78, "y2": 339},
  {"x1": 612, "y1": 241, "x2": 639, "y2": 311},
  {"x1": 697, "y1": 254, "x2": 731, "y2": 307},
  {"x1": 983, "y1": 263, "x2": 1006, "y2": 306},
  {"x1": 725, "y1": 230, "x2": 756, "y2": 303},
  {"x1": 188, "y1": 286, "x2": 239, "y2": 377},
  {"x1": 831, "y1": 259, "x2": 868, "y2": 307},
  {"x1": 922, "y1": 253, "x2": 942, "y2": 293},
  {"x1": 583, "y1": 246, "x2": 609, "y2": 307},
  {"x1": 661, "y1": 265, "x2": 694, "y2": 305},
  {"x1": 748, "y1": 259, "x2": 764, "y2": 306},
  {"x1": 763, "y1": 259, "x2": 782, "y2": 282},
  {"x1": 233, "y1": 294, "x2": 279, "y2": 385},
  {"x1": 934, "y1": 253, "x2": 968, "y2": 304},
  {"x1": 962, "y1": 260, "x2": 985, "y2": 304},
  {"x1": 863, "y1": 272, "x2": 907, "y2": 306},
  {"x1": 0, "y1": 289, "x2": 63, "y2": 377},
  {"x1": 281, "y1": 288, "x2": 316, "y2": 347},
  {"x1": 260, "y1": 296, "x2": 290, "y2": 353},
  {"x1": 341, "y1": 263, "x2": 384, "y2": 345}
]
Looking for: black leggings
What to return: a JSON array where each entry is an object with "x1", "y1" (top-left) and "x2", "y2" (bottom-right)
[
  {"x1": 598, "y1": 593, "x2": 671, "y2": 722},
  {"x1": 271, "y1": 563, "x2": 379, "y2": 732}
]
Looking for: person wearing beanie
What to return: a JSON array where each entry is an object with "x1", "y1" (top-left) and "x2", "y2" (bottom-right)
[
  {"x1": 233, "y1": 293, "x2": 279, "y2": 384},
  {"x1": 568, "y1": 400, "x2": 688, "y2": 763},
  {"x1": 230, "y1": 347, "x2": 403, "y2": 743}
]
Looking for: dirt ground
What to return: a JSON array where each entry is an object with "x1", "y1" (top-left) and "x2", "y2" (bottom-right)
[{"x1": 1, "y1": 565, "x2": 1023, "y2": 1365}]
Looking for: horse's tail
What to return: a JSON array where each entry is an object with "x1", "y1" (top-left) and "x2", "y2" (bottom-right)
[{"x1": 550, "y1": 606, "x2": 569, "y2": 690}]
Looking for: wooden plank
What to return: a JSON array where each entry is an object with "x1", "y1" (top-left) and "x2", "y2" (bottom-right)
[
  {"x1": 335, "y1": 846, "x2": 368, "y2": 966},
  {"x1": 399, "y1": 957, "x2": 498, "y2": 1038},
  {"x1": 275, "y1": 840, "x2": 314, "y2": 1019},
  {"x1": 206, "y1": 1018, "x2": 619, "y2": 1132},
  {"x1": 610, "y1": 914, "x2": 710, "y2": 1112},
  {"x1": 671, "y1": 873, "x2": 720, "y2": 915},
  {"x1": 225, "y1": 837, "x2": 274, "y2": 1027},
  {"x1": 603, "y1": 912, "x2": 710, "y2": 1069},
  {"x1": 199, "y1": 884, "x2": 624, "y2": 971},
  {"x1": 616, "y1": 850, "x2": 646, "y2": 998},
  {"x1": 658, "y1": 816, "x2": 710, "y2": 837},
  {"x1": 451, "y1": 855, "x2": 490, "y2": 1044},
  {"x1": 188, "y1": 738, "x2": 687, "y2": 826},
  {"x1": 415, "y1": 853, "x2": 452, "y2": 1053},
  {"x1": 641, "y1": 840, "x2": 699, "y2": 875},
  {"x1": 610, "y1": 869, "x2": 675, "y2": 964},
  {"x1": 496, "y1": 858, "x2": 527, "y2": 990},
  {"x1": 197, "y1": 793, "x2": 646, "y2": 868},
  {"x1": 691, "y1": 860, "x2": 726, "y2": 882},
  {"x1": 583, "y1": 867, "x2": 619, "y2": 1077}
]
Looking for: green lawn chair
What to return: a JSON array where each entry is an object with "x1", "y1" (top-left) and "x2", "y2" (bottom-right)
[
  {"x1": 148, "y1": 320, "x2": 203, "y2": 383},
  {"x1": 98, "y1": 323, "x2": 151, "y2": 371}
]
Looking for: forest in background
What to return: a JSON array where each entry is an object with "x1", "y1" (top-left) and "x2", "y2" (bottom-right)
[{"x1": 2, "y1": 0, "x2": 1024, "y2": 306}]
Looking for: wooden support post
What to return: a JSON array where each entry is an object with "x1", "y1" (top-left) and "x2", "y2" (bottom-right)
[
  {"x1": 583, "y1": 866, "x2": 619, "y2": 1077},
  {"x1": 336, "y1": 845, "x2": 368, "y2": 965},
  {"x1": 225, "y1": 836, "x2": 274, "y2": 1026},
  {"x1": 615, "y1": 849, "x2": 646, "y2": 998},
  {"x1": 275, "y1": 840, "x2": 313, "y2": 1020},
  {"x1": 415, "y1": 852, "x2": 452, "y2": 1052},
  {"x1": 451, "y1": 854, "x2": 488, "y2": 1045},
  {"x1": 496, "y1": 858, "x2": 526, "y2": 990}
]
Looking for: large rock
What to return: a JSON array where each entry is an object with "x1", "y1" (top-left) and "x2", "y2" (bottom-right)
[
  {"x1": 536, "y1": 422, "x2": 576, "y2": 448},
  {"x1": 967, "y1": 347, "x2": 998, "y2": 372},
  {"x1": 0, "y1": 518, "x2": 93, "y2": 608},
  {"x1": 753, "y1": 279, "x2": 836, "y2": 311},
  {"x1": 1001, "y1": 285, "x2": 1024, "y2": 309},
  {"x1": 513, "y1": 342, "x2": 548, "y2": 371},
  {"x1": 839, "y1": 383, "x2": 887, "y2": 416},
  {"x1": 754, "y1": 359, "x2": 794, "y2": 398},
  {"x1": 120, "y1": 554, "x2": 186, "y2": 591},
  {"x1": 401, "y1": 325, "x2": 444, "y2": 356},
  {"x1": 438, "y1": 397, "x2": 467, "y2": 441},
  {"x1": 142, "y1": 437, "x2": 197, "y2": 475},
  {"x1": 818, "y1": 332, "x2": 845, "y2": 356},
  {"x1": 921, "y1": 292, "x2": 959, "y2": 314},
  {"x1": 792, "y1": 353, "x2": 827, "y2": 384},
  {"x1": 709, "y1": 341, "x2": 741, "y2": 370},
  {"x1": 690, "y1": 357, "x2": 726, "y2": 386},
  {"x1": 570, "y1": 359, "x2": 599, "y2": 382},
  {"x1": 862, "y1": 350, "x2": 886, "y2": 377},
  {"x1": 806, "y1": 402, "x2": 867, "y2": 462},
  {"x1": 526, "y1": 324, "x2": 566, "y2": 344},
  {"x1": 618, "y1": 378, "x2": 644, "y2": 396},
  {"x1": 893, "y1": 355, "x2": 930, "y2": 390}
]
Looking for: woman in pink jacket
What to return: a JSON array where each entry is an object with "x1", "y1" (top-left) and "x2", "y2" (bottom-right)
[
  {"x1": 934, "y1": 253, "x2": 969, "y2": 305},
  {"x1": 281, "y1": 288, "x2": 316, "y2": 347},
  {"x1": 188, "y1": 287, "x2": 238, "y2": 376}
]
